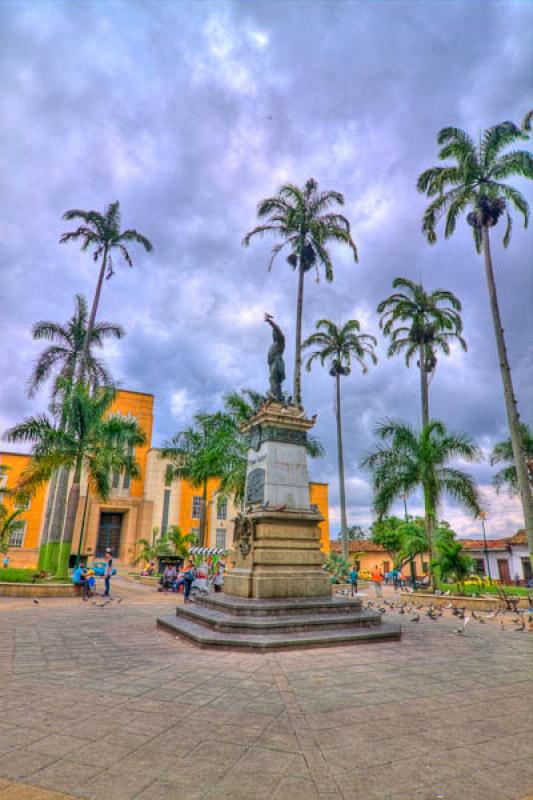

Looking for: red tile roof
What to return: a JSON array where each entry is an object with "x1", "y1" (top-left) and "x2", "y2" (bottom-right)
[
  {"x1": 459, "y1": 530, "x2": 527, "y2": 551},
  {"x1": 330, "y1": 541, "x2": 387, "y2": 554}
]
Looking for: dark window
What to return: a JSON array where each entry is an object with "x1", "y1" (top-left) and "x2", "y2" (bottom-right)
[
  {"x1": 192, "y1": 496, "x2": 202, "y2": 518},
  {"x1": 474, "y1": 559, "x2": 485, "y2": 576},
  {"x1": 161, "y1": 488, "x2": 171, "y2": 535},
  {"x1": 310, "y1": 503, "x2": 318, "y2": 512},
  {"x1": 112, "y1": 470, "x2": 120, "y2": 489},
  {"x1": 217, "y1": 498, "x2": 227, "y2": 520}
]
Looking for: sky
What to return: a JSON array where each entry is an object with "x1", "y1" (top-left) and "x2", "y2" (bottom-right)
[{"x1": 1, "y1": 0, "x2": 532, "y2": 540}]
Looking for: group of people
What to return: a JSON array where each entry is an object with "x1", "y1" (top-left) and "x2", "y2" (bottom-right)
[
  {"x1": 347, "y1": 564, "x2": 406, "y2": 597},
  {"x1": 159, "y1": 558, "x2": 225, "y2": 601},
  {"x1": 72, "y1": 547, "x2": 115, "y2": 600}
]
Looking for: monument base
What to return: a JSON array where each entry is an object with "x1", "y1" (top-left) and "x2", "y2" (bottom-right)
[{"x1": 223, "y1": 508, "x2": 331, "y2": 599}]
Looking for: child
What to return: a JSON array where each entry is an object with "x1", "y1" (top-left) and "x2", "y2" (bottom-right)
[{"x1": 87, "y1": 569, "x2": 96, "y2": 598}]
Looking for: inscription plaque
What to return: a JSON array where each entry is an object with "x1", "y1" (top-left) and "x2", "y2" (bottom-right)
[{"x1": 246, "y1": 467, "x2": 265, "y2": 505}]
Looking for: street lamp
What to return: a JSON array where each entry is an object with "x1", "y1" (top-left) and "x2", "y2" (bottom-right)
[{"x1": 479, "y1": 511, "x2": 491, "y2": 584}]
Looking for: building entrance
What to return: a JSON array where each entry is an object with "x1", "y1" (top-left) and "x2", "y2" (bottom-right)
[{"x1": 96, "y1": 513, "x2": 123, "y2": 558}]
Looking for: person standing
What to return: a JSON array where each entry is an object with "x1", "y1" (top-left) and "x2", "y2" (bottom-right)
[
  {"x1": 175, "y1": 560, "x2": 196, "y2": 603},
  {"x1": 348, "y1": 565, "x2": 358, "y2": 596},
  {"x1": 371, "y1": 565, "x2": 383, "y2": 598},
  {"x1": 104, "y1": 548, "x2": 114, "y2": 599}
]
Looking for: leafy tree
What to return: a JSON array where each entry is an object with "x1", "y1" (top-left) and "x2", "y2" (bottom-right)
[
  {"x1": 0, "y1": 506, "x2": 24, "y2": 556},
  {"x1": 340, "y1": 525, "x2": 367, "y2": 542},
  {"x1": 60, "y1": 201, "x2": 152, "y2": 381},
  {"x1": 243, "y1": 178, "x2": 358, "y2": 406},
  {"x1": 417, "y1": 120, "x2": 533, "y2": 566},
  {"x1": 303, "y1": 319, "x2": 377, "y2": 560},
  {"x1": 371, "y1": 516, "x2": 405, "y2": 566},
  {"x1": 432, "y1": 540, "x2": 474, "y2": 592},
  {"x1": 490, "y1": 423, "x2": 533, "y2": 495},
  {"x1": 166, "y1": 525, "x2": 197, "y2": 558},
  {"x1": 362, "y1": 419, "x2": 481, "y2": 586},
  {"x1": 134, "y1": 528, "x2": 173, "y2": 565},
  {"x1": 324, "y1": 552, "x2": 350, "y2": 584},
  {"x1": 28, "y1": 294, "x2": 124, "y2": 568},
  {"x1": 5, "y1": 383, "x2": 146, "y2": 577},
  {"x1": 377, "y1": 278, "x2": 466, "y2": 427}
]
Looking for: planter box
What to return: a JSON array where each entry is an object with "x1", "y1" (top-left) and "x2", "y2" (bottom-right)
[
  {"x1": 124, "y1": 575, "x2": 160, "y2": 587},
  {"x1": 400, "y1": 590, "x2": 531, "y2": 611},
  {"x1": 0, "y1": 582, "x2": 81, "y2": 598}
]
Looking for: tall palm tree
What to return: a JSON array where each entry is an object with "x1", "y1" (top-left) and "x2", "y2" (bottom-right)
[
  {"x1": 242, "y1": 178, "x2": 358, "y2": 406},
  {"x1": 0, "y1": 506, "x2": 24, "y2": 557},
  {"x1": 361, "y1": 419, "x2": 481, "y2": 586},
  {"x1": 29, "y1": 294, "x2": 124, "y2": 400},
  {"x1": 377, "y1": 278, "x2": 466, "y2": 427},
  {"x1": 302, "y1": 319, "x2": 377, "y2": 560},
  {"x1": 417, "y1": 121, "x2": 533, "y2": 565},
  {"x1": 60, "y1": 201, "x2": 152, "y2": 381},
  {"x1": 490, "y1": 423, "x2": 533, "y2": 495},
  {"x1": 166, "y1": 525, "x2": 197, "y2": 557},
  {"x1": 29, "y1": 295, "x2": 124, "y2": 571},
  {"x1": 162, "y1": 412, "x2": 234, "y2": 547},
  {"x1": 5, "y1": 383, "x2": 146, "y2": 578}
]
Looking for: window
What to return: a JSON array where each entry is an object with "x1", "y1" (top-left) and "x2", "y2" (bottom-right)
[
  {"x1": 161, "y1": 488, "x2": 171, "y2": 535},
  {"x1": 216, "y1": 528, "x2": 226, "y2": 549},
  {"x1": 310, "y1": 503, "x2": 318, "y2": 512},
  {"x1": 192, "y1": 496, "x2": 202, "y2": 518},
  {"x1": 422, "y1": 561, "x2": 429, "y2": 573},
  {"x1": 217, "y1": 497, "x2": 227, "y2": 520},
  {"x1": 8, "y1": 522, "x2": 26, "y2": 548},
  {"x1": 123, "y1": 444, "x2": 134, "y2": 490},
  {"x1": 474, "y1": 559, "x2": 486, "y2": 576},
  {"x1": 112, "y1": 470, "x2": 120, "y2": 489}
]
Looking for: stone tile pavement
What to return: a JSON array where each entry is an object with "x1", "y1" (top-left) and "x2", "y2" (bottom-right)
[{"x1": 0, "y1": 579, "x2": 532, "y2": 800}]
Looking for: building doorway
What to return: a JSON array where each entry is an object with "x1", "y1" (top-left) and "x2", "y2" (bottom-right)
[
  {"x1": 522, "y1": 558, "x2": 532, "y2": 583},
  {"x1": 96, "y1": 513, "x2": 123, "y2": 558},
  {"x1": 497, "y1": 558, "x2": 511, "y2": 585}
]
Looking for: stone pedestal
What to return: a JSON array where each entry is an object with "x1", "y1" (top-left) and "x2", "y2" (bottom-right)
[{"x1": 224, "y1": 401, "x2": 331, "y2": 599}]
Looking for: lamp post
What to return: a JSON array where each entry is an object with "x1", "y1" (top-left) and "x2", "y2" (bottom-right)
[{"x1": 479, "y1": 511, "x2": 491, "y2": 584}]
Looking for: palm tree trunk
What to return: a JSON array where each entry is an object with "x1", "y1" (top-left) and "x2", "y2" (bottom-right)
[
  {"x1": 38, "y1": 471, "x2": 58, "y2": 569},
  {"x1": 293, "y1": 259, "x2": 305, "y2": 407},
  {"x1": 46, "y1": 466, "x2": 70, "y2": 572},
  {"x1": 55, "y1": 459, "x2": 82, "y2": 578},
  {"x1": 335, "y1": 373, "x2": 349, "y2": 562},
  {"x1": 419, "y1": 343, "x2": 430, "y2": 428},
  {"x1": 77, "y1": 246, "x2": 108, "y2": 382},
  {"x1": 482, "y1": 226, "x2": 533, "y2": 567},
  {"x1": 423, "y1": 485, "x2": 435, "y2": 589}
]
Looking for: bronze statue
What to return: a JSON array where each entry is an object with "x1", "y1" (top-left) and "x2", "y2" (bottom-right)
[{"x1": 264, "y1": 313, "x2": 285, "y2": 402}]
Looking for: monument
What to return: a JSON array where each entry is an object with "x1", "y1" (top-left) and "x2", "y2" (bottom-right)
[{"x1": 158, "y1": 315, "x2": 400, "y2": 648}]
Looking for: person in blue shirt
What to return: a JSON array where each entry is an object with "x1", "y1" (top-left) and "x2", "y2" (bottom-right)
[
  {"x1": 348, "y1": 566, "x2": 359, "y2": 596},
  {"x1": 72, "y1": 565, "x2": 90, "y2": 600}
]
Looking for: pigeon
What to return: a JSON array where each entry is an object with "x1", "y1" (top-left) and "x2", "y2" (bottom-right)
[
  {"x1": 485, "y1": 609, "x2": 500, "y2": 619},
  {"x1": 398, "y1": 606, "x2": 406, "y2": 615},
  {"x1": 116, "y1": 597, "x2": 123, "y2": 604},
  {"x1": 514, "y1": 616, "x2": 526, "y2": 632},
  {"x1": 32, "y1": 599, "x2": 39, "y2": 605},
  {"x1": 454, "y1": 616, "x2": 470, "y2": 635},
  {"x1": 410, "y1": 612, "x2": 420, "y2": 622}
]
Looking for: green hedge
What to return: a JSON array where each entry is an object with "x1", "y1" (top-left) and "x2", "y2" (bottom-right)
[
  {"x1": 0, "y1": 567, "x2": 64, "y2": 584},
  {"x1": 438, "y1": 582, "x2": 530, "y2": 597}
]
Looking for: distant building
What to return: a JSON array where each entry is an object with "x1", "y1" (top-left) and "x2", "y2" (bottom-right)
[
  {"x1": 1, "y1": 389, "x2": 330, "y2": 569},
  {"x1": 460, "y1": 531, "x2": 531, "y2": 585},
  {"x1": 330, "y1": 540, "x2": 429, "y2": 577}
]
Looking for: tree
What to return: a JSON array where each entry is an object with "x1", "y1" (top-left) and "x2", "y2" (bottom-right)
[
  {"x1": 28, "y1": 295, "x2": 124, "y2": 570},
  {"x1": 490, "y1": 423, "x2": 533, "y2": 495},
  {"x1": 377, "y1": 278, "x2": 466, "y2": 427},
  {"x1": 361, "y1": 419, "x2": 481, "y2": 586},
  {"x1": 166, "y1": 525, "x2": 197, "y2": 558},
  {"x1": 28, "y1": 294, "x2": 124, "y2": 400},
  {"x1": 162, "y1": 412, "x2": 236, "y2": 547},
  {"x1": 60, "y1": 201, "x2": 152, "y2": 381},
  {"x1": 370, "y1": 516, "x2": 405, "y2": 567},
  {"x1": 243, "y1": 178, "x2": 358, "y2": 406},
  {"x1": 303, "y1": 319, "x2": 377, "y2": 560},
  {"x1": 417, "y1": 121, "x2": 533, "y2": 566},
  {"x1": 5, "y1": 383, "x2": 146, "y2": 577},
  {"x1": 0, "y1": 505, "x2": 24, "y2": 556},
  {"x1": 339, "y1": 525, "x2": 367, "y2": 542},
  {"x1": 433, "y1": 540, "x2": 474, "y2": 592},
  {"x1": 134, "y1": 528, "x2": 173, "y2": 566},
  {"x1": 324, "y1": 552, "x2": 350, "y2": 584}
]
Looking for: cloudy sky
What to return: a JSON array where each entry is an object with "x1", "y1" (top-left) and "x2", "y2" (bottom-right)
[{"x1": 1, "y1": 0, "x2": 531, "y2": 539}]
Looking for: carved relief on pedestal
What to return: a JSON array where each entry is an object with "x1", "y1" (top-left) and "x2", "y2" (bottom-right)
[{"x1": 233, "y1": 512, "x2": 255, "y2": 558}]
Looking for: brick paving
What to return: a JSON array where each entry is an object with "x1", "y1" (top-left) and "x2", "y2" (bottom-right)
[{"x1": 0, "y1": 579, "x2": 532, "y2": 800}]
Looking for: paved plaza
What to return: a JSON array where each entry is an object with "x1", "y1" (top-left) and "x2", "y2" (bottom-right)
[{"x1": 0, "y1": 580, "x2": 532, "y2": 800}]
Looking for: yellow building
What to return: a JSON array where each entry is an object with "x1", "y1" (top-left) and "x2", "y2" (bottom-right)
[
  {"x1": 3, "y1": 389, "x2": 330, "y2": 569},
  {"x1": 0, "y1": 452, "x2": 49, "y2": 567}
]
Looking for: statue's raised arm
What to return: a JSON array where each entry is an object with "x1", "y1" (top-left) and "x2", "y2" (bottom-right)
[{"x1": 264, "y1": 313, "x2": 286, "y2": 402}]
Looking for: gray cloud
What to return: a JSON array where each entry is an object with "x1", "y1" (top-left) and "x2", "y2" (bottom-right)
[{"x1": 1, "y1": 0, "x2": 531, "y2": 538}]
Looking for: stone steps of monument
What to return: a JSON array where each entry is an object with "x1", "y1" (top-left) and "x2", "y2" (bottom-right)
[
  {"x1": 195, "y1": 592, "x2": 364, "y2": 618},
  {"x1": 176, "y1": 601, "x2": 383, "y2": 634},
  {"x1": 157, "y1": 613, "x2": 401, "y2": 650}
]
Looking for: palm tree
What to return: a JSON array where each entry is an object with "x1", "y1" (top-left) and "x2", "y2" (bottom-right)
[
  {"x1": 417, "y1": 121, "x2": 533, "y2": 566},
  {"x1": 242, "y1": 178, "x2": 358, "y2": 406},
  {"x1": 361, "y1": 419, "x2": 481, "y2": 586},
  {"x1": 490, "y1": 423, "x2": 533, "y2": 495},
  {"x1": 29, "y1": 295, "x2": 124, "y2": 571},
  {"x1": 377, "y1": 278, "x2": 466, "y2": 427},
  {"x1": 166, "y1": 525, "x2": 197, "y2": 558},
  {"x1": 29, "y1": 294, "x2": 124, "y2": 400},
  {"x1": 433, "y1": 540, "x2": 474, "y2": 592},
  {"x1": 5, "y1": 383, "x2": 146, "y2": 578},
  {"x1": 324, "y1": 552, "x2": 350, "y2": 584},
  {"x1": 303, "y1": 319, "x2": 377, "y2": 560},
  {"x1": 162, "y1": 412, "x2": 235, "y2": 547},
  {"x1": 134, "y1": 528, "x2": 174, "y2": 566},
  {"x1": 60, "y1": 201, "x2": 152, "y2": 381}
]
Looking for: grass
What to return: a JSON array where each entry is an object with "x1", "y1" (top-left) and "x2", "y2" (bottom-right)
[
  {"x1": 438, "y1": 581, "x2": 530, "y2": 597},
  {"x1": 0, "y1": 567, "x2": 66, "y2": 584}
]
